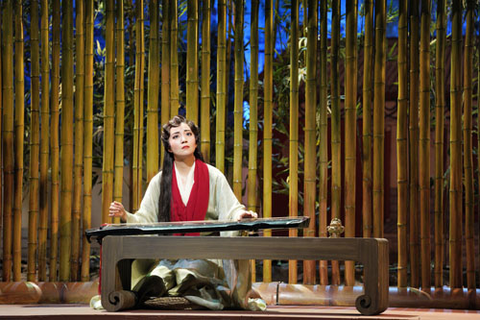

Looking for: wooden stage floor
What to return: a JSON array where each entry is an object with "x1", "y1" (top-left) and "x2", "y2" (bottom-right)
[{"x1": 1, "y1": 305, "x2": 480, "y2": 319}]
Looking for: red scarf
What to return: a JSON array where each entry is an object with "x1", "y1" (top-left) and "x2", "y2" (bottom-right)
[{"x1": 171, "y1": 159, "x2": 210, "y2": 235}]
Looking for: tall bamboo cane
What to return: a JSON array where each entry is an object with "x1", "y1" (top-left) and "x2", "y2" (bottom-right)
[
  {"x1": 303, "y1": 0, "x2": 317, "y2": 285},
  {"x1": 288, "y1": 0, "x2": 299, "y2": 285},
  {"x1": 373, "y1": 0, "x2": 386, "y2": 239},
  {"x1": 344, "y1": 0, "x2": 357, "y2": 286},
  {"x1": 463, "y1": 0, "x2": 475, "y2": 290},
  {"x1": 81, "y1": 0, "x2": 94, "y2": 282},
  {"x1": 59, "y1": 0, "x2": 74, "y2": 281},
  {"x1": 2, "y1": 0, "x2": 14, "y2": 282},
  {"x1": 408, "y1": 0, "x2": 420, "y2": 288},
  {"x1": 113, "y1": 0, "x2": 126, "y2": 224},
  {"x1": 200, "y1": 0, "x2": 211, "y2": 162},
  {"x1": 248, "y1": 0, "x2": 259, "y2": 283},
  {"x1": 449, "y1": 0, "x2": 463, "y2": 289},
  {"x1": 248, "y1": 0, "x2": 259, "y2": 214},
  {"x1": 434, "y1": 0, "x2": 446, "y2": 289},
  {"x1": 419, "y1": 0, "x2": 431, "y2": 290},
  {"x1": 318, "y1": 0, "x2": 328, "y2": 285},
  {"x1": 133, "y1": 0, "x2": 146, "y2": 211},
  {"x1": 147, "y1": 0, "x2": 160, "y2": 183},
  {"x1": 330, "y1": 0, "x2": 341, "y2": 286},
  {"x1": 362, "y1": 0, "x2": 373, "y2": 240},
  {"x1": 233, "y1": 0, "x2": 244, "y2": 199},
  {"x1": 13, "y1": 0, "x2": 25, "y2": 281},
  {"x1": 170, "y1": 0, "x2": 179, "y2": 116},
  {"x1": 477, "y1": 11, "x2": 480, "y2": 289},
  {"x1": 50, "y1": 0, "x2": 61, "y2": 281},
  {"x1": 263, "y1": 0, "x2": 274, "y2": 283},
  {"x1": 72, "y1": 0, "x2": 85, "y2": 281},
  {"x1": 128, "y1": 0, "x2": 135, "y2": 68},
  {"x1": 186, "y1": 0, "x2": 199, "y2": 122},
  {"x1": 0, "y1": 5, "x2": 3, "y2": 279},
  {"x1": 477, "y1": 17, "x2": 480, "y2": 282},
  {"x1": 161, "y1": 0, "x2": 170, "y2": 163},
  {"x1": 102, "y1": 0, "x2": 115, "y2": 224},
  {"x1": 216, "y1": 0, "x2": 227, "y2": 173},
  {"x1": 396, "y1": 0, "x2": 408, "y2": 288},
  {"x1": 28, "y1": 0, "x2": 41, "y2": 282},
  {"x1": 225, "y1": 0, "x2": 232, "y2": 114},
  {"x1": 38, "y1": 0, "x2": 50, "y2": 282}
]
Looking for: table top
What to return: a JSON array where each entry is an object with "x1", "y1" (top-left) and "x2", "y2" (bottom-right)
[{"x1": 86, "y1": 216, "x2": 310, "y2": 243}]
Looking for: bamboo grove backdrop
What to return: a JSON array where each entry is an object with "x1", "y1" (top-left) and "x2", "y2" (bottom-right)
[{"x1": 1, "y1": 0, "x2": 480, "y2": 295}]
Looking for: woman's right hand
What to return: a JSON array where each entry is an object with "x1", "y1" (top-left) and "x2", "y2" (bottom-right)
[{"x1": 109, "y1": 201, "x2": 127, "y2": 222}]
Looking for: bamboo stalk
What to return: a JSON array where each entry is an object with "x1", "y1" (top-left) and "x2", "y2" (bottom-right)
[
  {"x1": 449, "y1": 0, "x2": 463, "y2": 289},
  {"x1": 0, "y1": 0, "x2": 3, "y2": 282},
  {"x1": 38, "y1": 0, "x2": 50, "y2": 282},
  {"x1": 434, "y1": 0, "x2": 446, "y2": 289},
  {"x1": 330, "y1": 0, "x2": 341, "y2": 286},
  {"x1": 170, "y1": 0, "x2": 179, "y2": 116},
  {"x1": 248, "y1": 0, "x2": 259, "y2": 283},
  {"x1": 13, "y1": 0, "x2": 25, "y2": 281},
  {"x1": 50, "y1": 0, "x2": 61, "y2": 282},
  {"x1": 303, "y1": 0, "x2": 317, "y2": 285},
  {"x1": 288, "y1": 0, "x2": 298, "y2": 285},
  {"x1": 216, "y1": 0, "x2": 227, "y2": 173},
  {"x1": 72, "y1": 0, "x2": 85, "y2": 281},
  {"x1": 127, "y1": 1, "x2": 134, "y2": 212},
  {"x1": 81, "y1": 0, "x2": 94, "y2": 282},
  {"x1": 263, "y1": 0, "x2": 275, "y2": 283},
  {"x1": 128, "y1": 0, "x2": 135, "y2": 68},
  {"x1": 186, "y1": 0, "x2": 199, "y2": 122},
  {"x1": 200, "y1": 0, "x2": 211, "y2": 162},
  {"x1": 408, "y1": 0, "x2": 420, "y2": 288},
  {"x1": 463, "y1": 0, "x2": 475, "y2": 290},
  {"x1": 59, "y1": 0, "x2": 74, "y2": 281},
  {"x1": 396, "y1": 0, "x2": 408, "y2": 288},
  {"x1": 113, "y1": 0, "x2": 126, "y2": 225},
  {"x1": 161, "y1": 0, "x2": 171, "y2": 163},
  {"x1": 2, "y1": 0, "x2": 14, "y2": 282},
  {"x1": 318, "y1": 0, "x2": 328, "y2": 286},
  {"x1": 147, "y1": 0, "x2": 160, "y2": 183},
  {"x1": 362, "y1": 0, "x2": 373, "y2": 241},
  {"x1": 0, "y1": 5, "x2": 3, "y2": 280},
  {"x1": 233, "y1": 0, "x2": 244, "y2": 200},
  {"x1": 419, "y1": 0, "x2": 431, "y2": 290},
  {"x1": 102, "y1": 0, "x2": 115, "y2": 224},
  {"x1": 344, "y1": 0, "x2": 358, "y2": 286},
  {"x1": 477, "y1": 11, "x2": 480, "y2": 290},
  {"x1": 133, "y1": 0, "x2": 145, "y2": 211},
  {"x1": 225, "y1": 0, "x2": 232, "y2": 114},
  {"x1": 373, "y1": 0, "x2": 386, "y2": 239},
  {"x1": 28, "y1": 0, "x2": 41, "y2": 282}
]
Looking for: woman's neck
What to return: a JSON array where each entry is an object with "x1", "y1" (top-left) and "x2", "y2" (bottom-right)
[{"x1": 174, "y1": 155, "x2": 196, "y2": 176}]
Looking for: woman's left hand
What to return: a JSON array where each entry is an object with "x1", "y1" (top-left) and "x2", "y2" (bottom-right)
[{"x1": 237, "y1": 210, "x2": 258, "y2": 220}]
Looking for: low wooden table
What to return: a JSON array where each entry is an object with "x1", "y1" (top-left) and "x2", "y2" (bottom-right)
[{"x1": 100, "y1": 236, "x2": 388, "y2": 315}]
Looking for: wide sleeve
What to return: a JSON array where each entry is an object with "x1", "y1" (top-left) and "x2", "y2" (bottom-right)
[
  {"x1": 209, "y1": 165, "x2": 246, "y2": 222},
  {"x1": 125, "y1": 171, "x2": 162, "y2": 224}
]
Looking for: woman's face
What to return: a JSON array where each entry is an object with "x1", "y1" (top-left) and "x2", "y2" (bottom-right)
[{"x1": 168, "y1": 122, "x2": 197, "y2": 160}]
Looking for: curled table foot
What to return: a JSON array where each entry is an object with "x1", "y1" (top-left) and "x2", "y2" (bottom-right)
[
  {"x1": 104, "y1": 290, "x2": 136, "y2": 312},
  {"x1": 356, "y1": 294, "x2": 383, "y2": 316}
]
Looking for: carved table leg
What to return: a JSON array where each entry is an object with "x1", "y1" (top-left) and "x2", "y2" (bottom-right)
[
  {"x1": 355, "y1": 238, "x2": 389, "y2": 315},
  {"x1": 101, "y1": 237, "x2": 136, "y2": 311}
]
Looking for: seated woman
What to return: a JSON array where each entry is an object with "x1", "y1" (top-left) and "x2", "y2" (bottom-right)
[{"x1": 106, "y1": 115, "x2": 265, "y2": 311}]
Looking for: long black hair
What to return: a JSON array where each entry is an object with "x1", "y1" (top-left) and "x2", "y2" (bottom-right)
[{"x1": 158, "y1": 115, "x2": 204, "y2": 222}]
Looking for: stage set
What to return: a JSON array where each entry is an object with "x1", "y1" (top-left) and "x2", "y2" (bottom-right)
[{"x1": 1, "y1": 219, "x2": 480, "y2": 319}]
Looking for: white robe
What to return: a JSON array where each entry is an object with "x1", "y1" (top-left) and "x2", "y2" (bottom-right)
[{"x1": 125, "y1": 164, "x2": 246, "y2": 231}]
